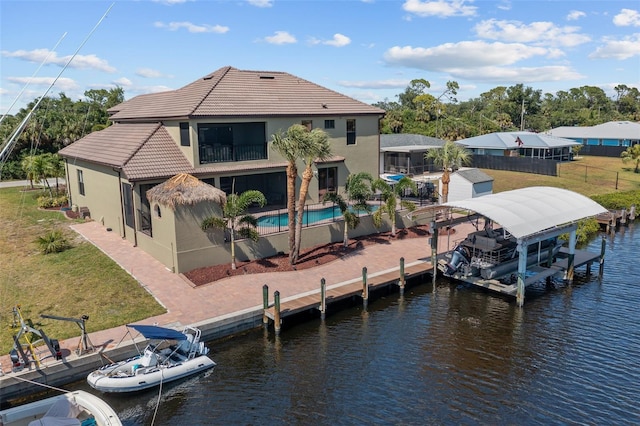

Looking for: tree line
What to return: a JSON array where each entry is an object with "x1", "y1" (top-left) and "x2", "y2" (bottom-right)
[
  {"x1": 374, "y1": 81, "x2": 640, "y2": 140},
  {"x1": 2, "y1": 82, "x2": 638, "y2": 181}
]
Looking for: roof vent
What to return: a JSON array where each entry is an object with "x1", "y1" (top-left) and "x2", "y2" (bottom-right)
[{"x1": 259, "y1": 75, "x2": 275, "y2": 79}]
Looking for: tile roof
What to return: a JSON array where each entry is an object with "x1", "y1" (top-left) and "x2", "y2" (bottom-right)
[
  {"x1": 109, "y1": 66, "x2": 385, "y2": 121},
  {"x1": 59, "y1": 122, "x2": 288, "y2": 182}
]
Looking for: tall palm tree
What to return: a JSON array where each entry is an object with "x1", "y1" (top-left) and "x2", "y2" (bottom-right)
[
  {"x1": 292, "y1": 127, "x2": 332, "y2": 263},
  {"x1": 20, "y1": 154, "x2": 46, "y2": 190},
  {"x1": 371, "y1": 176, "x2": 418, "y2": 237},
  {"x1": 424, "y1": 141, "x2": 471, "y2": 203},
  {"x1": 201, "y1": 189, "x2": 266, "y2": 270},
  {"x1": 621, "y1": 144, "x2": 640, "y2": 173},
  {"x1": 270, "y1": 124, "x2": 311, "y2": 262},
  {"x1": 322, "y1": 172, "x2": 374, "y2": 248}
]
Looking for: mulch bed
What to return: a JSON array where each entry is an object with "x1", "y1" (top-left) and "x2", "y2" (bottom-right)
[{"x1": 184, "y1": 224, "x2": 433, "y2": 286}]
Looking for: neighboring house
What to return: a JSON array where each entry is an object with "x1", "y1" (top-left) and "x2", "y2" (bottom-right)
[
  {"x1": 547, "y1": 121, "x2": 640, "y2": 157},
  {"x1": 446, "y1": 168, "x2": 494, "y2": 203},
  {"x1": 457, "y1": 131, "x2": 579, "y2": 161},
  {"x1": 380, "y1": 134, "x2": 445, "y2": 175},
  {"x1": 59, "y1": 66, "x2": 385, "y2": 273},
  {"x1": 456, "y1": 131, "x2": 579, "y2": 176}
]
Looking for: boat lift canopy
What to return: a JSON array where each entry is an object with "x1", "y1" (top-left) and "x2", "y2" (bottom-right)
[
  {"x1": 443, "y1": 186, "x2": 607, "y2": 239},
  {"x1": 127, "y1": 324, "x2": 187, "y2": 341}
]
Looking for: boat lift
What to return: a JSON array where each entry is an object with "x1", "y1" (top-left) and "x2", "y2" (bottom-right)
[
  {"x1": 9, "y1": 305, "x2": 62, "y2": 371},
  {"x1": 40, "y1": 313, "x2": 95, "y2": 356}
]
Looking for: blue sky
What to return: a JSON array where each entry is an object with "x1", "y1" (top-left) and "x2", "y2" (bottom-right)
[{"x1": 1, "y1": 0, "x2": 639, "y2": 116}]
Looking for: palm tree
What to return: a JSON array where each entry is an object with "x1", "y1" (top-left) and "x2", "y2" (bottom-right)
[
  {"x1": 270, "y1": 124, "x2": 311, "y2": 262},
  {"x1": 201, "y1": 189, "x2": 267, "y2": 270},
  {"x1": 424, "y1": 141, "x2": 472, "y2": 203},
  {"x1": 371, "y1": 176, "x2": 418, "y2": 237},
  {"x1": 292, "y1": 127, "x2": 332, "y2": 263},
  {"x1": 322, "y1": 172, "x2": 374, "y2": 247},
  {"x1": 621, "y1": 144, "x2": 640, "y2": 173},
  {"x1": 20, "y1": 154, "x2": 47, "y2": 190}
]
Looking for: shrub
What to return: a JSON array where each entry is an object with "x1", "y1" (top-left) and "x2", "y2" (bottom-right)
[
  {"x1": 35, "y1": 230, "x2": 71, "y2": 254},
  {"x1": 37, "y1": 194, "x2": 69, "y2": 209},
  {"x1": 559, "y1": 218, "x2": 601, "y2": 247}
]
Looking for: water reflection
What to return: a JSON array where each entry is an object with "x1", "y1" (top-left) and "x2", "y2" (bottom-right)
[{"x1": 57, "y1": 227, "x2": 640, "y2": 425}]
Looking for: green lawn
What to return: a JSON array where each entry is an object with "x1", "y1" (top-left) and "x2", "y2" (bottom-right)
[
  {"x1": 1, "y1": 155, "x2": 638, "y2": 355},
  {"x1": 483, "y1": 155, "x2": 640, "y2": 196},
  {"x1": 0, "y1": 186, "x2": 165, "y2": 355}
]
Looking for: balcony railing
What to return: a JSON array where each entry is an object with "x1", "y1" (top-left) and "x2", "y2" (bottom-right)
[{"x1": 199, "y1": 143, "x2": 267, "y2": 164}]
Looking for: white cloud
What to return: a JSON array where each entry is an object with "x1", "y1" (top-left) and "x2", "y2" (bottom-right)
[
  {"x1": 589, "y1": 34, "x2": 640, "y2": 59},
  {"x1": 247, "y1": 0, "x2": 273, "y2": 7},
  {"x1": 7, "y1": 76, "x2": 79, "y2": 91},
  {"x1": 382, "y1": 41, "x2": 585, "y2": 83},
  {"x1": 384, "y1": 41, "x2": 548, "y2": 70},
  {"x1": 113, "y1": 77, "x2": 133, "y2": 87},
  {"x1": 136, "y1": 68, "x2": 173, "y2": 79},
  {"x1": 402, "y1": 0, "x2": 477, "y2": 18},
  {"x1": 151, "y1": 0, "x2": 192, "y2": 4},
  {"x1": 264, "y1": 31, "x2": 297, "y2": 45},
  {"x1": 1, "y1": 49, "x2": 116, "y2": 73},
  {"x1": 567, "y1": 10, "x2": 586, "y2": 21},
  {"x1": 154, "y1": 21, "x2": 229, "y2": 34},
  {"x1": 338, "y1": 79, "x2": 410, "y2": 89},
  {"x1": 449, "y1": 65, "x2": 584, "y2": 83},
  {"x1": 474, "y1": 19, "x2": 590, "y2": 47},
  {"x1": 613, "y1": 9, "x2": 640, "y2": 27},
  {"x1": 317, "y1": 34, "x2": 351, "y2": 47},
  {"x1": 496, "y1": 0, "x2": 511, "y2": 11}
]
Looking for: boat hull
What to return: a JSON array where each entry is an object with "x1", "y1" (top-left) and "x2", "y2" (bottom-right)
[
  {"x1": 0, "y1": 390, "x2": 121, "y2": 426},
  {"x1": 87, "y1": 356, "x2": 215, "y2": 393}
]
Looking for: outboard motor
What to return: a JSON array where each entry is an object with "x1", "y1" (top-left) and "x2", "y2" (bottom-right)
[{"x1": 443, "y1": 245, "x2": 471, "y2": 275}]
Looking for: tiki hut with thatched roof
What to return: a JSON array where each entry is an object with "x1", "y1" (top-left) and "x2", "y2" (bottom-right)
[{"x1": 145, "y1": 174, "x2": 228, "y2": 273}]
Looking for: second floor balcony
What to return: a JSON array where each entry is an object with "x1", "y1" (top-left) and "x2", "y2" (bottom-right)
[{"x1": 199, "y1": 143, "x2": 267, "y2": 164}]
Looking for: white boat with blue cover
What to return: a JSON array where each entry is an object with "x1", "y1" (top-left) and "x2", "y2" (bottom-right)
[{"x1": 87, "y1": 324, "x2": 215, "y2": 393}]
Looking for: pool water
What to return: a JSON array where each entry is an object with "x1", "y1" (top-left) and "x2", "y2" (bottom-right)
[{"x1": 258, "y1": 205, "x2": 377, "y2": 227}]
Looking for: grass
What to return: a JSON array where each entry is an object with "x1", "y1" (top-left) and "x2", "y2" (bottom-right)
[
  {"x1": 0, "y1": 186, "x2": 165, "y2": 355},
  {"x1": 1, "y1": 155, "x2": 638, "y2": 355},
  {"x1": 483, "y1": 155, "x2": 640, "y2": 196}
]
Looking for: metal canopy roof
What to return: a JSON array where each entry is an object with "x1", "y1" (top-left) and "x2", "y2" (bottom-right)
[{"x1": 443, "y1": 186, "x2": 607, "y2": 239}]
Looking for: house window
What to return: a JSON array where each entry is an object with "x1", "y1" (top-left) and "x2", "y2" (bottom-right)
[
  {"x1": 180, "y1": 122, "x2": 190, "y2": 147},
  {"x1": 198, "y1": 122, "x2": 267, "y2": 164},
  {"x1": 346, "y1": 119, "x2": 356, "y2": 145},
  {"x1": 122, "y1": 183, "x2": 134, "y2": 228},
  {"x1": 77, "y1": 170, "x2": 85, "y2": 196},
  {"x1": 318, "y1": 167, "x2": 337, "y2": 198},
  {"x1": 154, "y1": 204, "x2": 161, "y2": 218},
  {"x1": 324, "y1": 120, "x2": 335, "y2": 129},
  {"x1": 302, "y1": 120, "x2": 312, "y2": 131}
]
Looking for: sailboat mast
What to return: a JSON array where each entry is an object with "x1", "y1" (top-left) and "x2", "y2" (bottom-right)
[{"x1": 0, "y1": 3, "x2": 115, "y2": 165}]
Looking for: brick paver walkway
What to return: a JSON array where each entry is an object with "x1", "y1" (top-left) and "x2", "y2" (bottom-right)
[{"x1": 1, "y1": 220, "x2": 472, "y2": 373}]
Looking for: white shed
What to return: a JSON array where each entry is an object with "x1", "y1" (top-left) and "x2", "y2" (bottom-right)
[{"x1": 445, "y1": 168, "x2": 494, "y2": 203}]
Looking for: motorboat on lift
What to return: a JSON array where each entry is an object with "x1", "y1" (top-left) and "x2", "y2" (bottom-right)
[
  {"x1": 438, "y1": 221, "x2": 562, "y2": 284},
  {"x1": 0, "y1": 390, "x2": 122, "y2": 426},
  {"x1": 87, "y1": 324, "x2": 215, "y2": 393}
]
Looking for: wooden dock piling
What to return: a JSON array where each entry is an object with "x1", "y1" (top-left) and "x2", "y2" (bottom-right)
[
  {"x1": 399, "y1": 257, "x2": 405, "y2": 296},
  {"x1": 320, "y1": 278, "x2": 326, "y2": 320},
  {"x1": 274, "y1": 291, "x2": 281, "y2": 335},
  {"x1": 362, "y1": 267, "x2": 369, "y2": 309},
  {"x1": 599, "y1": 236, "x2": 606, "y2": 280},
  {"x1": 262, "y1": 284, "x2": 269, "y2": 326}
]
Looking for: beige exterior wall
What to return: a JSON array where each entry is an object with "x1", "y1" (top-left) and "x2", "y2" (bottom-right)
[
  {"x1": 163, "y1": 115, "x2": 381, "y2": 204},
  {"x1": 65, "y1": 160, "x2": 127, "y2": 236},
  {"x1": 171, "y1": 208, "x2": 432, "y2": 274}
]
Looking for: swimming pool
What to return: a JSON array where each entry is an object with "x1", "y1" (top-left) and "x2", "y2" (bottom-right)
[{"x1": 258, "y1": 205, "x2": 377, "y2": 227}]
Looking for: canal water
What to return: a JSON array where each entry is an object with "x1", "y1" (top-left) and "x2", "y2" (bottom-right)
[{"x1": 72, "y1": 225, "x2": 639, "y2": 425}]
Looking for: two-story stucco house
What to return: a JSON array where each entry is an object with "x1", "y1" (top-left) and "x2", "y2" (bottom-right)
[{"x1": 59, "y1": 66, "x2": 385, "y2": 273}]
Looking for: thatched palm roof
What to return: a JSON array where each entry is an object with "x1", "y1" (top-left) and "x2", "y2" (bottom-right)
[{"x1": 146, "y1": 173, "x2": 226, "y2": 210}]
